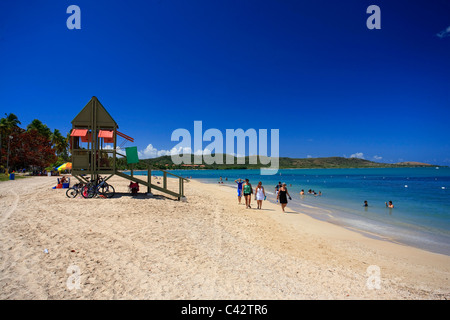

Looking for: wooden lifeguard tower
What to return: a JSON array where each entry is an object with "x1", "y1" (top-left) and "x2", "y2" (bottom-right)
[{"x1": 70, "y1": 96, "x2": 187, "y2": 199}]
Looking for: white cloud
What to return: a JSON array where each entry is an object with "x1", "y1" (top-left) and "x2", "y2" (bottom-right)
[
  {"x1": 437, "y1": 26, "x2": 450, "y2": 38},
  {"x1": 307, "y1": 155, "x2": 312, "y2": 158},
  {"x1": 138, "y1": 144, "x2": 192, "y2": 159},
  {"x1": 137, "y1": 144, "x2": 221, "y2": 159},
  {"x1": 137, "y1": 144, "x2": 260, "y2": 160},
  {"x1": 373, "y1": 155, "x2": 383, "y2": 161},
  {"x1": 350, "y1": 152, "x2": 365, "y2": 159},
  {"x1": 169, "y1": 145, "x2": 193, "y2": 156}
]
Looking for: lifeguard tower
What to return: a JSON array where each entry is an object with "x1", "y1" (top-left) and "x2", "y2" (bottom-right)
[{"x1": 70, "y1": 96, "x2": 186, "y2": 199}]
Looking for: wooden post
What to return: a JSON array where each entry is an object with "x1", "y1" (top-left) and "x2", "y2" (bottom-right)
[
  {"x1": 113, "y1": 128, "x2": 117, "y2": 174},
  {"x1": 92, "y1": 99, "x2": 97, "y2": 182},
  {"x1": 147, "y1": 167, "x2": 151, "y2": 194},
  {"x1": 163, "y1": 172, "x2": 167, "y2": 190}
]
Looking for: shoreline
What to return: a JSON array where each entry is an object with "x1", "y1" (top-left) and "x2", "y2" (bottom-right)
[
  {"x1": 190, "y1": 176, "x2": 450, "y2": 257},
  {"x1": 114, "y1": 169, "x2": 450, "y2": 256},
  {"x1": 1, "y1": 175, "x2": 449, "y2": 299}
]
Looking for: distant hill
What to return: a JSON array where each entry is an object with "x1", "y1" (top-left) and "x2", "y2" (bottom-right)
[
  {"x1": 395, "y1": 161, "x2": 433, "y2": 166},
  {"x1": 116, "y1": 155, "x2": 441, "y2": 170}
]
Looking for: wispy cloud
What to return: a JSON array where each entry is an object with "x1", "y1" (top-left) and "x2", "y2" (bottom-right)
[
  {"x1": 350, "y1": 152, "x2": 365, "y2": 159},
  {"x1": 373, "y1": 155, "x2": 383, "y2": 161},
  {"x1": 437, "y1": 26, "x2": 450, "y2": 38}
]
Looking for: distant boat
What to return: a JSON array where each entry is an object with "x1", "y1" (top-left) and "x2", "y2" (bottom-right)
[{"x1": 436, "y1": 167, "x2": 439, "y2": 169}]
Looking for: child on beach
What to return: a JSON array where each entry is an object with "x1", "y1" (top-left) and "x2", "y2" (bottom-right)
[
  {"x1": 235, "y1": 178, "x2": 244, "y2": 204},
  {"x1": 255, "y1": 181, "x2": 266, "y2": 210}
]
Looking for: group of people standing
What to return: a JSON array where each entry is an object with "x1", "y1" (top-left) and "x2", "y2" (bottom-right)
[
  {"x1": 234, "y1": 179, "x2": 291, "y2": 212},
  {"x1": 235, "y1": 178, "x2": 265, "y2": 209},
  {"x1": 363, "y1": 200, "x2": 395, "y2": 208},
  {"x1": 232, "y1": 177, "x2": 394, "y2": 213}
]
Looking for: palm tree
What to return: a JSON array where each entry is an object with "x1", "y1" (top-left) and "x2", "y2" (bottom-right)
[
  {"x1": 27, "y1": 119, "x2": 51, "y2": 139},
  {"x1": 51, "y1": 129, "x2": 69, "y2": 159},
  {"x1": 1, "y1": 113, "x2": 21, "y2": 140},
  {"x1": 0, "y1": 113, "x2": 21, "y2": 129},
  {"x1": 1, "y1": 113, "x2": 21, "y2": 160}
]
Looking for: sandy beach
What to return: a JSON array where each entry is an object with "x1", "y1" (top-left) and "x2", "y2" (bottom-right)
[{"x1": 0, "y1": 175, "x2": 449, "y2": 300}]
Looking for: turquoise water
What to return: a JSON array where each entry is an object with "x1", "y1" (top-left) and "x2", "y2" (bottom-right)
[{"x1": 126, "y1": 167, "x2": 450, "y2": 255}]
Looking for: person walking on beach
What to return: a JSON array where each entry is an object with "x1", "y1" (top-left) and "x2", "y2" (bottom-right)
[
  {"x1": 243, "y1": 179, "x2": 253, "y2": 209},
  {"x1": 275, "y1": 181, "x2": 282, "y2": 202},
  {"x1": 235, "y1": 178, "x2": 244, "y2": 204},
  {"x1": 276, "y1": 183, "x2": 291, "y2": 212},
  {"x1": 255, "y1": 181, "x2": 266, "y2": 209}
]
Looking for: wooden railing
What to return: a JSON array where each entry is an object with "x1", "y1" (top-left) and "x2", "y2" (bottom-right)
[{"x1": 115, "y1": 159, "x2": 188, "y2": 200}]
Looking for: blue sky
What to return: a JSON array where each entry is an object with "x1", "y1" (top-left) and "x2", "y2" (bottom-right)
[{"x1": 1, "y1": 0, "x2": 449, "y2": 164}]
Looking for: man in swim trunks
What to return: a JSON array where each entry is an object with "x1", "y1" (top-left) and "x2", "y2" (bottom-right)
[{"x1": 235, "y1": 178, "x2": 244, "y2": 204}]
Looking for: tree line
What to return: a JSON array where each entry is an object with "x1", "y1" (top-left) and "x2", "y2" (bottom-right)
[{"x1": 0, "y1": 113, "x2": 70, "y2": 173}]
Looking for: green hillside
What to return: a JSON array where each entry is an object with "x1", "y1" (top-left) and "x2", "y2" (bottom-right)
[{"x1": 116, "y1": 154, "x2": 437, "y2": 171}]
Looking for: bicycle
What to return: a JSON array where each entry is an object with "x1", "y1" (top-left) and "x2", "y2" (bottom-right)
[
  {"x1": 66, "y1": 177, "x2": 91, "y2": 198},
  {"x1": 65, "y1": 181, "x2": 85, "y2": 198},
  {"x1": 81, "y1": 176, "x2": 115, "y2": 199}
]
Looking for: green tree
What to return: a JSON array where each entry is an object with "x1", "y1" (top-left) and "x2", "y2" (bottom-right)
[
  {"x1": 51, "y1": 129, "x2": 69, "y2": 160},
  {"x1": 0, "y1": 113, "x2": 21, "y2": 129},
  {"x1": 26, "y1": 119, "x2": 52, "y2": 139},
  {"x1": 1, "y1": 113, "x2": 21, "y2": 168}
]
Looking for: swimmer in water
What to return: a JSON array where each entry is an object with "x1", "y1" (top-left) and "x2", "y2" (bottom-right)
[{"x1": 385, "y1": 200, "x2": 394, "y2": 208}]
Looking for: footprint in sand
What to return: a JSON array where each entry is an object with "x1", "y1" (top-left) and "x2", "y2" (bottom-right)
[{"x1": 0, "y1": 191, "x2": 19, "y2": 223}]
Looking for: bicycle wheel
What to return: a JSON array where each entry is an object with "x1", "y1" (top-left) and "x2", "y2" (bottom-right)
[
  {"x1": 66, "y1": 187, "x2": 78, "y2": 198},
  {"x1": 100, "y1": 184, "x2": 115, "y2": 198},
  {"x1": 81, "y1": 185, "x2": 95, "y2": 198}
]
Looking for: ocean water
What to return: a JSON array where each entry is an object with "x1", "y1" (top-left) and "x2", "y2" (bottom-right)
[{"x1": 127, "y1": 167, "x2": 450, "y2": 255}]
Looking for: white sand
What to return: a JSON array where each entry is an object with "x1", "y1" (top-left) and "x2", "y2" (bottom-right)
[{"x1": 0, "y1": 175, "x2": 449, "y2": 299}]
